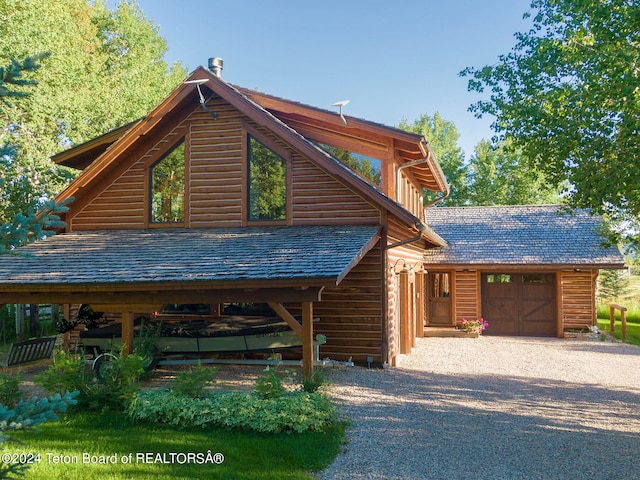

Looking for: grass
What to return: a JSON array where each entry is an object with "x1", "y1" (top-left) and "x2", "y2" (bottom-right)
[
  {"x1": 4, "y1": 411, "x2": 345, "y2": 479},
  {"x1": 596, "y1": 273, "x2": 640, "y2": 346}
]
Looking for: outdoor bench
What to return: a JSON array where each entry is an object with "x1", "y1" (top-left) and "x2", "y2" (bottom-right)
[{"x1": 0, "y1": 337, "x2": 57, "y2": 367}]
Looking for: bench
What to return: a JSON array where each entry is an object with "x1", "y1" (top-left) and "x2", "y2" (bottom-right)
[{"x1": 0, "y1": 337, "x2": 57, "y2": 367}]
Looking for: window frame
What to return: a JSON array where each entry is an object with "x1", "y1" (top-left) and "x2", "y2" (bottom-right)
[
  {"x1": 146, "y1": 134, "x2": 189, "y2": 228},
  {"x1": 243, "y1": 125, "x2": 291, "y2": 226}
]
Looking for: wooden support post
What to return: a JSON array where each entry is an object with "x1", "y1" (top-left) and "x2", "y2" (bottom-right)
[
  {"x1": 609, "y1": 303, "x2": 628, "y2": 341},
  {"x1": 15, "y1": 304, "x2": 25, "y2": 342},
  {"x1": 399, "y1": 273, "x2": 410, "y2": 354},
  {"x1": 121, "y1": 311, "x2": 134, "y2": 355},
  {"x1": 302, "y1": 302, "x2": 314, "y2": 379},
  {"x1": 415, "y1": 272, "x2": 425, "y2": 338}
]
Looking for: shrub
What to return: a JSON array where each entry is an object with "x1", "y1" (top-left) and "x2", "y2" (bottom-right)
[
  {"x1": 84, "y1": 352, "x2": 147, "y2": 412},
  {"x1": 254, "y1": 365, "x2": 285, "y2": 399},
  {"x1": 33, "y1": 349, "x2": 86, "y2": 397},
  {"x1": 171, "y1": 362, "x2": 217, "y2": 398},
  {"x1": 0, "y1": 391, "x2": 79, "y2": 479},
  {"x1": 0, "y1": 373, "x2": 23, "y2": 407},
  {"x1": 302, "y1": 367, "x2": 330, "y2": 394},
  {"x1": 127, "y1": 389, "x2": 336, "y2": 434},
  {"x1": 35, "y1": 348, "x2": 147, "y2": 413}
]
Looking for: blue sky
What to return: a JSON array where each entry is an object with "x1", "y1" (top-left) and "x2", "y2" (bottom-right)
[{"x1": 128, "y1": 0, "x2": 533, "y2": 158}]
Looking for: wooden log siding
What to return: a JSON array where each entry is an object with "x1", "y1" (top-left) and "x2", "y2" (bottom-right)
[
  {"x1": 386, "y1": 218, "x2": 426, "y2": 363},
  {"x1": 292, "y1": 154, "x2": 380, "y2": 224},
  {"x1": 453, "y1": 270, "x2": 480, "y2": 323},
  {"x1": 189, "y1": 104, "x2": 245, "y2": 227},
  {"x1": 284, "y1": 244, "x2": 384, "y2": 363},
  {"x1": 70, "y1": 98, "x2": 381, "y2": 230},
  {"x1": 560, "y1": 270, "x2": 597, "y2": 331}
]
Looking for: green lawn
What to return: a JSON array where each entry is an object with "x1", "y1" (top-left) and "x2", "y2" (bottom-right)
[
  {"x1": 597, "y1": 273, "x2": 640, "y2": 346},
  {"x1": 4, "y1": 412, "x2": 344, "y2": 479}
]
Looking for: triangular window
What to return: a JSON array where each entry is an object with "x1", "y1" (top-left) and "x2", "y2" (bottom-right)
[{"x1": 150, "y1": 140, "x2": 185, "y2": 223}]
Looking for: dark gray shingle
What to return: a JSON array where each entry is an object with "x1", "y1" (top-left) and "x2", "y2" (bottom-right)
[
  {"x1": 0, "y1": 225, "x2": 380, "y2": 286},
  {"x1": 424, "y1": 205, "x2": 623, "y2": 267}
]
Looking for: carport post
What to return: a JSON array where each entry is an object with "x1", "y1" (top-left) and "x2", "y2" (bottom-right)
[
  {"x1": 121, "y1": 311, "x2": 134, "y2": 355},
  {"x1": 302, "y1": 302, "x2": 314, "y2": 378}
]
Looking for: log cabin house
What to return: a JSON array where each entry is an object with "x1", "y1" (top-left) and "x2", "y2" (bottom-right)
[{"x1": 0, "y1": 60, "x2": 624, "y2": 372}]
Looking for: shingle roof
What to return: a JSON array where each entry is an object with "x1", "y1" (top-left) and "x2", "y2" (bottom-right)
[
  {"x1": 0, "y1": 225, "x2": 380, "y2": 287},
  {"x1": 423, "y1": 205, "x2": 624, "y2": 267}
]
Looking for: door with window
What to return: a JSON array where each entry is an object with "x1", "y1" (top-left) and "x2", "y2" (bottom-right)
[{"x1": 427, "y1": 272, "x2": 452, "y2": 326}]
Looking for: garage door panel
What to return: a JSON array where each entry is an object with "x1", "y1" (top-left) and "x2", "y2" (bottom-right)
[
  {"x1": 483, "y1": 298, "x2": 518, "y2": 334},
  {"x1": 482, "y1": 273, "x2": 557, "y2": 336}
]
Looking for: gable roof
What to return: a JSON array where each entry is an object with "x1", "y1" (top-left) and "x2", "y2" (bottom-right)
[
  {"x1": 236, "y1": 87, "x2": 448, "y2": 193},
  {"x1": 50, "y1": 67, "x2": 447, "y2": 247},
  {"x1": 0, "y1": 225, "x2": 380, "y2": 299},
  {"x1": 423, "y1": 205, "x2": 624, "y2": 268}
]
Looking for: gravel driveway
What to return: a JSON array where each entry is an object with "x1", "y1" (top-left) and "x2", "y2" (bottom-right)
[{"x1": 317, "y1": 336, "x2": 640, "y2": 480}]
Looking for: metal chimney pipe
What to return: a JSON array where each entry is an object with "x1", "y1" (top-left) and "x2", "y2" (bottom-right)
[{"x1": 208, "y1": 57, "x2": 223, "y2": 78}]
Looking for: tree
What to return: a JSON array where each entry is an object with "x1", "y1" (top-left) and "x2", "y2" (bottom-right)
[
  {"x1": 0, "y1": 391, "x2": 79, "y2": 479},
  {"x1": 461, "y1": 0, "x2": 640, "y2": 249},
  {"x1": 0, "y1": 56, "x2": 71, "y2": 253},
  {"x1": 322, "y1": 145, "x2": 381, "y2": 186},
  {"x1": 467, "y1": 139, "x2": 560, "y2": 205},
  {"x1": 0, "y1": 0, "x2": 187, "y2": 223},
  {"x1": 598, "y1": 269, "x2": 630, "y2": 302},
  {"x1": 398, "y1": 113, "x2": 468, "y2": 206}
]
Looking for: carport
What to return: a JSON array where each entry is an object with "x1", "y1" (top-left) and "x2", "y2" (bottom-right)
[{"x1": 0, "y1": 225, "x2": 381, "y2": 376}]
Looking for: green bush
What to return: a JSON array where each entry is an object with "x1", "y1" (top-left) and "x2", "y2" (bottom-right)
[
  {"x1": 254, "y1": 365, "x2": 285, "y2": 399},
  {"x1": 34, "y1": 348, "x2": 147, "y2": 412},
  {"x1": 0, "y1": 373, "x2": 23, "y2": 408},
  {"x1": 33, "y1": 349, "x2": 86, "y2": 397},
  {"x1": 127, "y1": 389, "x2": 336, "y2": 434},
  {"x1": 171, "y1": 362, "x2": 217, "y2": 398},
  {"x1": 84, "y1": 353, "x2": 147, "y2": 412},
  {"x1": 302, "y1": 367, "x2": 330, "y2": 393}
]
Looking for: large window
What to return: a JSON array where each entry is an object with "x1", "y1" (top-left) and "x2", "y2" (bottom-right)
[
  {"x1": 150, "y1": 141, "x2": 185, "y2": 223},
  {"x1": 248, "y1": 135, "x2": 286, "y2": 222}
]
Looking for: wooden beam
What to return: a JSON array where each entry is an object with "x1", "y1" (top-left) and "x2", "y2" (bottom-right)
[
  {"x1": 267, "y1": 302, "x2": 303, "y2": 337},
  {"x1": 90, "y1": 304, "x2": 162, "y2": 313},
  {"x1": 121, "y1": 311, "x2": 134, "y2": 355},
  {"x1": 302, "y1": 302, "x2": 314, "y2": 378},
  {"x1": 0, "y1": 286, "x2": 324, "y2": 306}
]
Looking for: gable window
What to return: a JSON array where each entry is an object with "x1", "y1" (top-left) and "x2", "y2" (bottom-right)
[
  {"x1": 247, "y1": 135, "x2": 286, "y2": 222},
  {"x1": 150, "y1": 141, "x2": 185, "y2": 223}
]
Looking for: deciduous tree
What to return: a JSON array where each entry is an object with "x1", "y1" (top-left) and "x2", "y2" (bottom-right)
[
  {"x1": 398, "y1": 113, "x2": 468, "y2": 206},
  {"x1": 467, "y1": 139, "x2": 560, "y2": 206},
  {"x1": 461, "y1": 0, "x2": 639, "y2": 249},
  {"x1": 0, "y1": 0, "x2": 187, "y2": 222}
]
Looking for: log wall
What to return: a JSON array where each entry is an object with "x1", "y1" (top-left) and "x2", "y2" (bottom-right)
[
  {"x1": 69, "y1": 98, "x2": 380, "y2": 230},
  {"x1": 286, "y1": 243, "x2": 385, "y2": 364},
  {"x1": 453, "y1": 270, "x2": 481, "y2": 323},
  {"x1": 560, "y1": 269, "x2": 598, "y2": 330}
]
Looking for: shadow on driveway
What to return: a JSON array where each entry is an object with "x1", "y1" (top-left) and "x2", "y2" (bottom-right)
[{"x1": 318, "y1": 339, "x2": 640, "y2": 480}]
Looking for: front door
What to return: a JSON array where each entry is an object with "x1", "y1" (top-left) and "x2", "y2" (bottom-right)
[{"x1": 428, "y1": 272, "x2": 452, "y2": 326}]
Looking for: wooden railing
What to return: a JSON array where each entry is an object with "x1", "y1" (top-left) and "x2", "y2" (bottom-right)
[{"x1": 609, "y1": 304, "x2": 628, "y2": 340}]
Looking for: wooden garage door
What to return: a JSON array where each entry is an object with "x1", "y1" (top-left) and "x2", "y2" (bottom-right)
[{"x1": 481, "y1": 273, "x2": 557, "y2": 336}]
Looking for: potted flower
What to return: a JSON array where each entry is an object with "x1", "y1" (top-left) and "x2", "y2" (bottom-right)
[{"x1": 458, "y1": 317, "x2": 489, "y2": 335}]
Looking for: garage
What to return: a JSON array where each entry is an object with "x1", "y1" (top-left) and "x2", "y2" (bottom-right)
[{"x1": 481, "y1": 273, "x2": 557, "y2": 336}]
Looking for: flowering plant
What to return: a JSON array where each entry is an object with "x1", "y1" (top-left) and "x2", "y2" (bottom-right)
[{"x1": 459, "y1": 317, "x2": 489, "y2": 335}]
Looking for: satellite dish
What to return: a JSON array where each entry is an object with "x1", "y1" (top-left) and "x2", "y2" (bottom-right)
[{"x1": 332, "y1": 100, "x2": 350, "y2": 125}]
